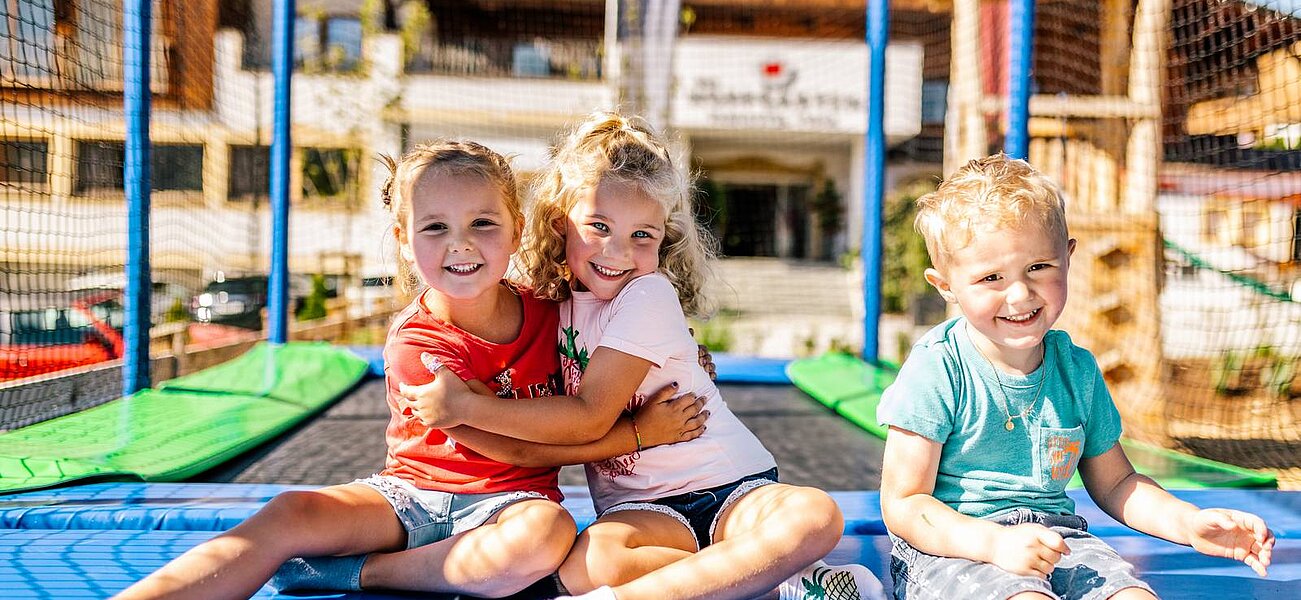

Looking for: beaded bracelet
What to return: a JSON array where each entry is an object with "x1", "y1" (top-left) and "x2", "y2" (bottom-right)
[{"x1": 629, "y1": 414, "x2": 644, "y2": 453}]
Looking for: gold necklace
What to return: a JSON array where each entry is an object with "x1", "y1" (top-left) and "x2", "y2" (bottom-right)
[{"x1": 982, "y1": 344, "x2": 1048, "y2": 431}]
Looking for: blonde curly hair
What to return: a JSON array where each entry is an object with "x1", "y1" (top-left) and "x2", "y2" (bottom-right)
[
  {"x1": 378, "y1": 140, "x2": 522, "y2": 296},
  {"x1": 519, "y1": 111, "x2": 716, "y2": 317},
  {"x1": 914, "y1": 153, "x2": 1069, "y2": 271}
]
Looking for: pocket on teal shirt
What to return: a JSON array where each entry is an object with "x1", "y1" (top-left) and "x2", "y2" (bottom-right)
[{"x1": 1038, "y1": 425, "x2": 1085, "y2": 490}]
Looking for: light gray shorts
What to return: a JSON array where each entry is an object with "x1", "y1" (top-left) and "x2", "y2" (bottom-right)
[
  {"x1": 355, "y1": 474, "x2": 550, "y2": 549},
  {"x1": 889, "y1": 508, "x2": 1157, "y2": 600},
  {"x1": 269, "y1": 476, "x2": 553, "y2": 592}
]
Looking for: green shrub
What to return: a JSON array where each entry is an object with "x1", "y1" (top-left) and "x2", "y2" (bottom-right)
[
  {"x1": 164, "y1": 297, "x2": 189, "y2": 323},
  {"x1": 296, "y1": 274, "x2": 330, "y2": 321},
  {"x1": 689, "y1": 316, "x2": 734, "y2": 353},
  {"x1": 882, "y1": 179, "x2": 938, "y2": 314}
]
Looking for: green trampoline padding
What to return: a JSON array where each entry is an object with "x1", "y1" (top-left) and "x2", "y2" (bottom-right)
[
  {"x1": 0, "y1": 342, "x2": 369, "y2": 494},
  {"x1": 159, "y1": 342, "x2": 367, "y2": 408},
  {"x1": 788, "y1": 352, "x2": 1277, "y2": 490}
]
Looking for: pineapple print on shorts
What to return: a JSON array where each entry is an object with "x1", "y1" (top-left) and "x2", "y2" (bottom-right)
[{"x1": 800, "y1": 566, "x2": 863, "y2": 600}]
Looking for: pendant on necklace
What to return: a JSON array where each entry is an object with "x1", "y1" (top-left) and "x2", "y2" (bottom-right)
[{"x1": 1004, "y1": 419, "x2": 1015, "y2": 431}]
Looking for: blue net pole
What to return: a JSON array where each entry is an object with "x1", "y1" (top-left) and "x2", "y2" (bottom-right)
[
  {"x1": 1005, "y1": 0, "x2": 1035, "y2": 159},
  {"x1": 862, "y1": 0, "x2": 889, "y2": 363},
  {"x1": 268, "y1": 0, "x2": 296, "y2": 344},
  {"x1": 123, "y1": 0, "x2": 153, "y2": 395}
]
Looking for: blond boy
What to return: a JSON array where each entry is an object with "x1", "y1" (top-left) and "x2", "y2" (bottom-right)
[{"x1": 877, "y1": 154, "x2": 1274, "y2": 600}]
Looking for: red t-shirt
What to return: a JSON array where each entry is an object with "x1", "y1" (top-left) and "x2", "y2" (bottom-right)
[{"x1": 380, "y1": 285, "x2": 563, "y2": 501}]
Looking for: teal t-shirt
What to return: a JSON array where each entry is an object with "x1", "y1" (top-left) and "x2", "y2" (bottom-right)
[{"x1": 877, "y1": 317, "x2": 1123, "y2": 518}]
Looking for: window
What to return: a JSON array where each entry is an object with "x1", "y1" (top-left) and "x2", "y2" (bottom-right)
[
  {"x1": 152, "y1": 144, "x2": 202, "y2": 191},
  {"x1": 1239, "y1": 200, "x2": 1270, "y2": 250},
  {"x1": 1, "y1": 139, "x2": 49, "y2": 187},
  {"x1": 228, "y1": 144, "x2": 270, "y2": 200},
  {"x1": 301, "y1": 147, "x2": 358, "y2": 200},
  {"x1": 75, "y1": 140, "x2": 203, "y2": 193},
  {"x1": 9, "y1": 307, "x2": 78, "y2": 345},
  {"x1": 86, "y1": 298, "x2": 124, "y2": 328},
  {"x1": 0, "y1": 0, "x2": 58, "y2": 84},
  {"x1": 295, "y1": 14, "x2": 362, "y2": 72},
  {"x1": 1202, "y1": 204, "x2": 1230, "y2": 247},
  {"x1": 920, "y1": 80, "x2": 948, "y2": 125},
  {"x1": 72, "y1": 0, "x2": 169, "y2": 91},
  {"x1": 76, "y1": 140, "x2": 124, "y2": 193},
  {"x1": 324, "y1": 18, "x2": 362, "y2": 70},
  {"x1": 0, "y1": 0, "x2": 168, "y2": 91}
]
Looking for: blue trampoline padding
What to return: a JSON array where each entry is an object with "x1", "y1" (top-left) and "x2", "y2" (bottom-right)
[
  {"x1": 346, "y1": 346, "x2": 792, "y2": 384},
  {"x1": 3, "y1": 483, "x2": 1298, "y2": 542},
  {"x1": 0, "y1": 483, "x2": 316, "y2": 531},
  {"x1": 711, "y1": 353, "x2": 791, "y2": 384},
  {"x1": 0, "y1": 483, "x2": 593, "y2": 532},
  {"x1": 0, "y1": 529, "x2": 1297, "y2": 599},
  {"x1": 345, "y1": 345, "x2": 386, "y2": 379}
]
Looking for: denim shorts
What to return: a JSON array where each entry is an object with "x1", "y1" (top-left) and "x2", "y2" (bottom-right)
[
  {"x1": 889, "y1": 508, "x2": 1156, "y2": 600},
  {"x1": 601, "y1": 468, "x2": 779, "y2": 551},
  {"x1": 355, "y1": 474, "x2": 551, "y2": 549}
]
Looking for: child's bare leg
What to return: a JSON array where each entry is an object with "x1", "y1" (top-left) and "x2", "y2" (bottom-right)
[
  {"x1": 361, "y1": 498, "x2": 576, "y2": 597},
  {"x1": 558, "y1": 510, "x2": 697, "y2": 593},
  {"x1": 1108, "y1": 588, "x2": 1158, "y2": 599},
  {"x1": 610, "y1": 484, "x2": 843, "y2": 600},
  {"x1": 114, "y1": 484, "x2": 405, "y2": 600}
]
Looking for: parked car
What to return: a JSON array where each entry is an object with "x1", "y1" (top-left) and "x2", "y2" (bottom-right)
[
  {"x1": 64, "y1": 272, "x2": 194, "y2": 324},
  {"x1": 191, "y1": 275, "x2": 269, "y2": 331},
  {"x1": 191, "y1": 273, "x2": 341, "y2": 330},
  {"x1": 0, "y1": 279, "x2": 258, "y2": 382},
  {"x1": 0, "y1": 290, "x2": 125, "y2": 381},
  {"x1": 345, "y1": 275, "x2": 397, "y2": 315}
]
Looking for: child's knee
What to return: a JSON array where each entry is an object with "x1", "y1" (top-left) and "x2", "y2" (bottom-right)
[
  {"x1": 253, "y1": 490, "x2": 327, "y2": 531},
  {"x1": 557, "y1": 528, "x2": 625, "y2": 592},
  {"x1": 1107, "y1": 587, "x2": 1158, "y2": 599},
  {"x1": 776, "y1": 487, "x2": 845, "y2": 538},
  {"x1": 500, "y1": 501, "x2": 577, "y2": 571}
]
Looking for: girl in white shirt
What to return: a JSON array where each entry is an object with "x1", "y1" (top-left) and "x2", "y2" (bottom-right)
[{"x1": 400, "y1": 112, "x2": 884, "y2": 600}]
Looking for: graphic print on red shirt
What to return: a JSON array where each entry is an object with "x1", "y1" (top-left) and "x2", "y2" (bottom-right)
[{"x1": 380, "y1": 286, "x2": 563, "y2": 501}]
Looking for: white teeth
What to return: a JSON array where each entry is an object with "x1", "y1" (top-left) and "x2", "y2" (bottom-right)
[
  {"x1": 592, "y1": 264, "x2": 626, "y2": 277},
  {"x1": 446, "y1": 264, "x2": 480, "y2": 273},
  {"x1": 1004, "y1": 308, "x2": 1040, "y2": 322}
]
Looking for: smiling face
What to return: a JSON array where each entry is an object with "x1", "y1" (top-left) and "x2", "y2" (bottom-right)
[
  {"x1": 397, "y1": 169, "x2": 521, "y2": 304},
  {"x1": 925, "y1": 222, "x2": 1075, "y2": 373},
  {"x1": 563, "y1": 178, "x2": 667, "y2": 300}
]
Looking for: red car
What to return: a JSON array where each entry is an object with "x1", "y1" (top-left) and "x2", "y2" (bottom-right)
[{"x1": 0, "y1": 290, "x2": 125, "y2": 382}]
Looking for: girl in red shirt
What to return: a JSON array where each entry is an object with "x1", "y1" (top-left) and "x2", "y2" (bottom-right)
[{"x1": 117, "y1": 141, "x2": 704, "y2": 600}]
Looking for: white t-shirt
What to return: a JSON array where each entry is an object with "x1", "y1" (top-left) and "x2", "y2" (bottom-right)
[{"x1": 560, "y1": 273, "x2": 777, "y2": 512}]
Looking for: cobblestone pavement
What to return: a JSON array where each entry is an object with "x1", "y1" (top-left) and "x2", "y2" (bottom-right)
[{"x1": 200, "y1": 379, "x2": 886, "y2": 491}]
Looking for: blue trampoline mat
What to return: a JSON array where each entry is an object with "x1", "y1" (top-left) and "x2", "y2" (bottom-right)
[
  {"x1": 346, "y1": 346, "x2": 791, "y2": 384},
  {"x1": 0, "y1": 483, "x2": 1296, "y2": 599},
  {"x1": 4, "y1": 483, "x2": 1298, "y2": 538},
  {"x1": 0, "y1": 528, "x2": 1295, "y2": 599}
]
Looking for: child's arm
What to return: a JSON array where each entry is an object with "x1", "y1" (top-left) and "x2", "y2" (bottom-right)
[
  {"x1": 880, "y1": 426, "x2": 1071, "y2": 578},
  {"x1": 447, "y1": 385, "x2": 707, "y2": 467},
  {"x1": 402, "y1": 279, "x2": 718, "y2": 444},
  {"x1": 400, "y1": 347, "x2": 661, "y2": 444},
  {"x1": 1079, "y1": 443, "x2": 1275, "y2": 576}
]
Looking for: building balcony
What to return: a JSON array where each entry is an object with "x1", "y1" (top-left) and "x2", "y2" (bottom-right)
[{"x1": 406, "y1": 38, "x2": 603, "y2": 81}]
